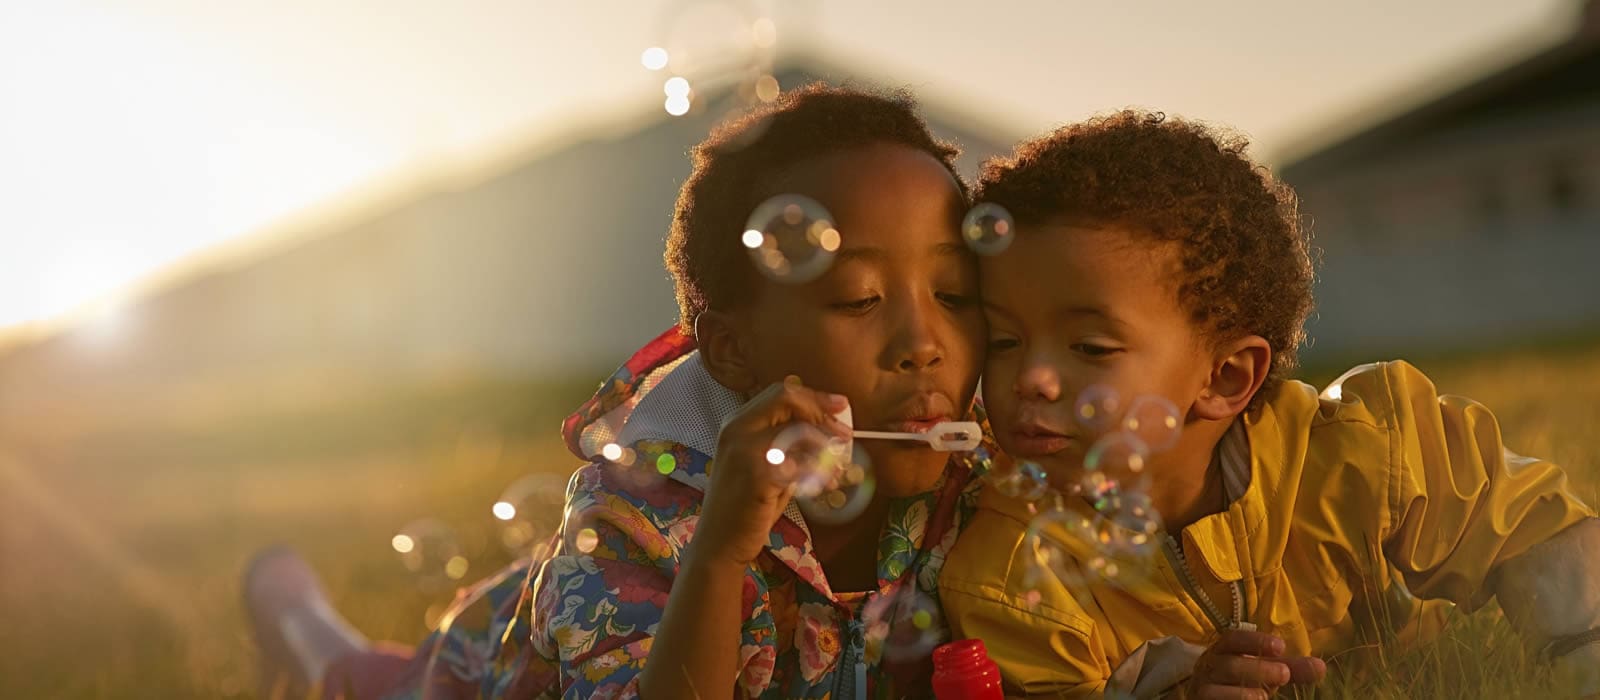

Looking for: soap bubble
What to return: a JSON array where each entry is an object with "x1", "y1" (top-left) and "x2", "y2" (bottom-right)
[
  {"x1": 393, "y1": 518, "x2": 468, "y2": 591},
  {"x1": 767, "y1": 422, "x2": 853, "y2": 497},
  {"x1": 640, "y1": 46, "x2": 669, "y2": 71},
  {"x1": 1121, "y1": 395, "x2": 1182, "y2": 452},
  {"x1": 664, "y1": 76, "x2": 691, "y2": 98},
  {"x1": 864, "y1": 584, "x2": 944, "y2": 664},
  {"x1": 646, "y1": 0, "x2": 777, "y2": 116},
  {"x1": 1090, "y1": 488, "x2": 1162, "y2": 558},
  {"x1": 796, "y1": 444, "x2": 876, "y2": 525},
  {"x1": 991, "y1": 460, "x2": 1050, "y2": 502},
  {"x1": 1026, "y1": 500, "x2": 1159, "y2": 605},
  {"x1": 743, "y1": 194, "x2": 840, "y2": 284},
  {"x1": 1083, "y1": 432, "x2": 1151, "y2": 483},
  {"x1": 1022, "y1": 507, "x2": 1093, "y2": 607},
  {"x1": 1073, "y1": 385, "x2": 1123, "y2": 434},
  {"x1": 573, "y1": 527, "x2": 599, "y2": 553},
  {"x1": 961, "y1": 203, "x2": 1015, "y2": 256},
  {"x1": 493, "y1": 473, "x2": 569, "y2": 556}
]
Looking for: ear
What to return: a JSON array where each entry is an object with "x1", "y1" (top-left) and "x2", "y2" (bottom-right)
[
  {"x1": 695, "y1": 310, "x2": 758, "y2": 394},
  {"x1": 1193, "y1": 335, "x2": 1271, "y2": 421}
]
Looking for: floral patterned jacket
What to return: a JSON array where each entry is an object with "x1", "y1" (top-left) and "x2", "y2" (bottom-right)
[{"x1": 392, "y1": 327, "x2": 991, "y2": 699}]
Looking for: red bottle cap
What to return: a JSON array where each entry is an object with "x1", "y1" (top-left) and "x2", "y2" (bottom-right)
[{"x1": 932, "y1": 638, "x2": 1004, "y2": 700}]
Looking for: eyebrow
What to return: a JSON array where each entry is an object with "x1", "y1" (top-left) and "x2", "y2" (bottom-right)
[
  {"x1": 832, "y1": 246, "x2": 889, "y2": 266},
  {"x1": 832, "y1": 241, "x2": 972, "y2": 266},
  {"x1": 933, "y1": 241, "x2": 973, "y2": 259},
  {"x1": 983, "y1": 300, "x2": 1127, "y2": 328}
]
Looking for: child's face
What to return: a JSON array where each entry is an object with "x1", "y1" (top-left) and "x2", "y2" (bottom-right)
[
  {"x1": 980, "y1": 224, "x2": 1212, "y2": 484},
  {"x1": 732, "y1": 144, "x2": 985, "y2": 495}
]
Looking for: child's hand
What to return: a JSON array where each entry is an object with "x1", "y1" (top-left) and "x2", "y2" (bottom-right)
[
  {"x1": 1183, "y1": 630, "x2": 1326, "y2": 700},
  {"x1": 697, "y1": 379, "x2": 851, "y2": 568}
]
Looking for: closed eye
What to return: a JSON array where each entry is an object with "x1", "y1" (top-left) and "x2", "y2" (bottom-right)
[
  {"x1": 988, "y1": 337, "x2": 1020, "y2": 352},
  {"x1": 1071, "y1": 343, "x2": 1121, "y2": 358},
  {"x1": 832, "y1": 296, "x2": 880, "y2": 313},
  {"x1": 937, "y1": 291, "x2": 977, "y2": 309}
]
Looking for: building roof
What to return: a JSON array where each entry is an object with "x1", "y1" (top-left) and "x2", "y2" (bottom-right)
[{"x1": 1281, "y1": 1, "x2": 1600, "y2": 181}]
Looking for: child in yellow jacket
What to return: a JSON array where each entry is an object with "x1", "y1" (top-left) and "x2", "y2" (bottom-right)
[{"x1": 938, "y1": 110, "x2": 1600, "y2": 699}]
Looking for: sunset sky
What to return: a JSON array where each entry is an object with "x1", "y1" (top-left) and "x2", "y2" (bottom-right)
[{"x1": 0, "y1": 0, "x2": 1577, "y2": 332}]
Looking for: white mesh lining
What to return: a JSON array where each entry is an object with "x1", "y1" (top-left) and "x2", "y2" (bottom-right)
[
  {"x1": 1217, "y1": 420, "x2": 1251, "y2": 504},
  {"x1": 615, "y1": 352, "x2": 739, "y2": 459},
  {"x1": 577, "y1": 352, "x2": 694, "y2": 458},
  {"x1": 597, "y1": 351, "x2": 813, "y2": 532}
]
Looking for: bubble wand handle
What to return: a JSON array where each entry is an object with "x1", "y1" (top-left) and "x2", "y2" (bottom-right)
[{"x1": 851, "y1": 421, "x2": 982, "y2": 452}]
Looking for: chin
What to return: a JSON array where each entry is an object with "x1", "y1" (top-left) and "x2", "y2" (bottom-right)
[
  {"x1": 872, "y1": 451, "x2": 951, "y2": 497},
  {"x1": 998, "y1": 444, "x2": 1080, "y2": 476}
]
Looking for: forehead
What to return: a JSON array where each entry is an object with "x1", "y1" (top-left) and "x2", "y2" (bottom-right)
[
  {"x1": 981, "y1": 223, "x2": 1186, "y2": 321},
  {"x1": 759, "y1": 144, "x2": 964, "y2": 244}
]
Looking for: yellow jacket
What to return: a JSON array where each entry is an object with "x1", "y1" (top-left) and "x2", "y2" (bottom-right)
[{"x1": 940, "y1": 361, "x2": 1595, "y2": 697}]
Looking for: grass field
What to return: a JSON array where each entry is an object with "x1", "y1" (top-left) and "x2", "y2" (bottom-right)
[{"x1": 1, "y1": 343, "x2": 1597, "y2": 699}]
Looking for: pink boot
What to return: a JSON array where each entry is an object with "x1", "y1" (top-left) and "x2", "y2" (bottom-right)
[{"x1": 242, "y1": 547, "x2": 375, "y2": 699}]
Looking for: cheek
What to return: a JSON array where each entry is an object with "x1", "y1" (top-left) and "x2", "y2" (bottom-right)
[
  {"x1": 744, "y1": 306, "x2": 834, "y2": 382},
  {"x1": 979, "y1": 364, "x2": 1014, "y2": 413},
  {"x1": 1137, "y1": 349, "x2": 1203, "y2": 399},
  {"x1": 957, "y1": 313, "x2": 989, "y2": 363},
  {"x1": 772, "y1": 321, "x2": 882, "y2": 395},
  {"x1": 943, "y1": 315, "x2": 987, "y2": 385},
  {"x1": 1090, "y1": 358, "x2": 1191, "y2": 412}
]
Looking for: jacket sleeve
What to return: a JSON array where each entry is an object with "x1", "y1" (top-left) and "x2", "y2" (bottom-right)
[
  {"x1": 527, "y1": 461, "x2": 773, "y2": 699},
  {"x1": 1333, "y1": 361, "x2": 1597, "y2": 610}
]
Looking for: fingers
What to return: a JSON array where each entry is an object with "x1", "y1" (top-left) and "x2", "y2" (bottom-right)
[
  {"x1": 724, "y1": 379, "x2": 851, "y2": 439},
  {"x1": 1189, "y1": 633, "x2": 1325, "y2": 699},
  {"x1": 1202, "y1": 654, "x2": 1290, "y2": 688},
  {"x1": 1282, "y1": 655, "x2": 1327, "y2": 685}
]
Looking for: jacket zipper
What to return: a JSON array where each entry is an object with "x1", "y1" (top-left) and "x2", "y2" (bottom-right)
[
  {"x1": 830, "y1": 616, "x2": 867, "y2": 700},
  {"x1": 1162, "y1": 534, "x2": 1250, "y2": 632}
]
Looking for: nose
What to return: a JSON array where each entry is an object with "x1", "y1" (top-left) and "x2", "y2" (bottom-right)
[
  {"x1": 1013, "y1": 353, "x2": 1061, "y2": 403},
  {"x1": 887, "y1": 297, "x2": 945, "y2": 372}
]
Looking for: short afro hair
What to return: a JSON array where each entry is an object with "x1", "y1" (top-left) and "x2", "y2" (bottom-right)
[
  {"x1": 665, "y1": 82, "x2": 966, "y2": 331},
  {"x1": 976, "y1": 110, "x2": 1315, "y2": 410}
]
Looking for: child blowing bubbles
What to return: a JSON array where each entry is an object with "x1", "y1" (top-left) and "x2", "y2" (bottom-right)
[
  {"x1": 938, "y1": 111, "x2": 1600, "y2": 699},
  {"x1": 539, "y1": 83, "x2": 991, "y2": 700},
  {"x1": 636, "y1": 90, "x2": 989, "y2": 698}
]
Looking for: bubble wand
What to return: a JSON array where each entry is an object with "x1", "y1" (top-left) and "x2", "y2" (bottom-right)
[{"x1": 851, "y1": 422, "x2": 983, "y2": 452}]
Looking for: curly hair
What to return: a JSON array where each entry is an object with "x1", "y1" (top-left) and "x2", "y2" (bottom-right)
[
  {"x1": 976, "y1": 110, "x2": 1315, "y2": 410},
  {"x1": 665, "y1": 82, "x2": 966, "y2": 331}
]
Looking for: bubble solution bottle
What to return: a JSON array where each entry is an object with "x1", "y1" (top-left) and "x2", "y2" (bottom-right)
[{"x1": 931, "y1": 639, "x2": 1004, "y2": 700}]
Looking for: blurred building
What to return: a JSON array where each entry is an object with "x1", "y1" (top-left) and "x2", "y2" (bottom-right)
[
  {"x1": 0, "y1": 56, "x2": 1016, "y2": 422},
  {"x1": 8, "y1": 10, "x2": 1600, "y2": 424},
  {"x1": 1281, "y1": 1, "x2": 1600, "y2": 359}
]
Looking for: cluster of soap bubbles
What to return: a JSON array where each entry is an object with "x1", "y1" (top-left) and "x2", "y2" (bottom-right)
[
  {"x1": 742, "y1": 197, "x2": 1017, "y2": 284},
  {"x1": 639, "y1": 1, "x2": 781, "y2": 117},
  {"x1": 989, "y1": 385, "x2": 1185, "y2": 610},
  {"x1": 390, "y1": 422, "x2": 577, "y2": 599},
  {"x1": 391, "y1": 472, "x2": 573, "y2": 591}
]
